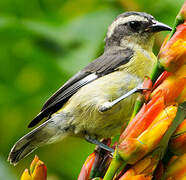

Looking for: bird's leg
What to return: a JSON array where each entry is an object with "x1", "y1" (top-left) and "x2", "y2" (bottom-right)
[
  {"x1": 85, "y1": 135, "x2": 114, "y2": 153},
  {"x1": 99, "y1": 84, "x2": 148, "y2": 112}
]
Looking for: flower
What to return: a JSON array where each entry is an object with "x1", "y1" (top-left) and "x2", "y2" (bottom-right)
[
  {"x1": 21, "y1": 169, "x2": 32, "y2": 180},
  {"x1": 152, "y1": 71, "x2": 171, "y2": 90},
  {"x1": 163, "y1": 153, "x2": 186, "y2": 180},
  {"x1": 21, "y1": 155, "x2": 47, "y2": 180},
  {"x1": 158, "y1": 23, "x2": 186, "y2": 72},
  {"x1": 151, "y1": 65, "x2": 186, "y2": 104},
  {"x1": 78, "y1": 153, "x2": 96, "y2": 180},
  {"x1": 177, "y1": 1, "x2": 186, "y2": 21},
  {"x1": 119, "y1": 169, "x2": 152, "y2": 180},
  {"x1": 119, "y1": 91, "x2": 165, "y2": 142},
  {"x1": 169, "y1": 119, "x2": 186, "y2": 155},
  {"x1": 78, "y1": 139, "x2": 112, "y2": 180},
  {"x1": 118, "y1": 101, "x2": 177, "y2": 164},
  {"x1": 118, "y1": 154, "x2": 159, "y2": 180}
]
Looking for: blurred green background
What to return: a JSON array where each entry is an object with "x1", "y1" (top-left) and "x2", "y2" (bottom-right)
[{"x1": 0, "y1": 0, "x2": 184, "y2": 179}]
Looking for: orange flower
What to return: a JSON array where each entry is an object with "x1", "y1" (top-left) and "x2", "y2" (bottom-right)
[
  {"x1": 118, "y1": 103, "x2": 177, "y2": 164},
  {"x1": 120, "y1": 91, "x2": 165, "y2": 141},
  {"x1": 118, "y1": 89, "x2": 177, "y2": 164},
  {"x1": 158, "y1": 23, "x2": 186, "y2": 72},
  {"x1": 21, "y1": 169, "x2": 32, "y2": 180},
  {"x1": 21, "y1": 155, "x2": 47, "y2": 180},
  {"x1": 119, "y1": 154, "x2": 159, "y2": 180},
  {"x1": 169, "y1": 119, "x2": 186, "y2": 155},
  {"x1": 78, "y1": 153, "x2": 96, "y2": 180},
  {"x1": 119, "y1": 169, "x2": 151, "y2": 180},
  {"x1": 177, "y1": 1, "x2": 186, "y2": 20},
  {"x1": 152, "y1": 65, "x2": 186, "y2": 104},
  {"x1": 137, "y1": 105, "x2": 177, "y2": 151},
  {"x1": 152, "y1": 71, "x2": 171, "y2": 90},
  {"x1": 163, "y1": 153, "x2": 186, "y2": 180}
]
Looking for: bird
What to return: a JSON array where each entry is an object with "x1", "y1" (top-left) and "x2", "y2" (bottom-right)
[{"x1": 8, "y1": 11, "x2": 172, "y2": 165}]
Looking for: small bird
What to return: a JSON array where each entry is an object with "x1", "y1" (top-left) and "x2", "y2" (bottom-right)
[{"x1": 8, "y1": 12, "x2": 171, "y2": 165}]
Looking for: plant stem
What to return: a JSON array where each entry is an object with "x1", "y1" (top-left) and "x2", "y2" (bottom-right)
[
  {"x1": 150, "y1": 61, "x2": 165, "y2": 83},
  {"x1": 169, "y1": 14, "x2": 184, "y2": 39},
  {"x1": 103, "y1": 151, "x2": 125, "y2": 180},
  {"x1": 159, "y1": 102, "x2": 186, "y2": 160},
  {"x1": 129, "y1": 96, "x2": 143, "y2": 123}
]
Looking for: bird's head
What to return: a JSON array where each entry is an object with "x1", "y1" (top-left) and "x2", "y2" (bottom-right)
[{"x1": 105, "y1": 12, "x2": 172, "y2": 50}]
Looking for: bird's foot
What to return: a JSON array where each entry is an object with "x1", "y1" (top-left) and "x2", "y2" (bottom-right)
[{"x1": 85, "y1": 135, "x2": 114, "y2": 153}]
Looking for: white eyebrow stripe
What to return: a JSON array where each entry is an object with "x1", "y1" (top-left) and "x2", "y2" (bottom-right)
[{"x1": 107, "y1": 15, "x2": 148, "y2": 38}]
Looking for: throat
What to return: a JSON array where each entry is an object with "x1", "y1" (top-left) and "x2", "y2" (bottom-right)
[{"x1": 120, "y1": 37, "x2": 154, "y2": 59}]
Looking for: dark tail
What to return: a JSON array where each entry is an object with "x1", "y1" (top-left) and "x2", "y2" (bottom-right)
[{"x1": 8, "y1": 119, "x2": 68, "y2": 165}]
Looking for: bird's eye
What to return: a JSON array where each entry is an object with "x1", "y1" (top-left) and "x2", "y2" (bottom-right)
[{"x1": 128, "y1": 21, "x2": 141, "y2": 31}]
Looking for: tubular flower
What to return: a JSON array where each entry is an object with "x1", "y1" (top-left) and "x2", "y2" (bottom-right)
[
  {"x1": 177, "y1": 1, "x2": 186, "y2": 22},
  {"x1": 119, "y1": 169, "x2": 151, "y2": 180},
  {"x1": 152, "y1": 71, "x2": 171, "y2": 90},
  {"x1": 78, "y1": 139, "x2": 113, "y2": 180},
  {"x1": 119, "y1": 154, "x2": 159, "y2": 180},
  {"x1": 163, "y1": 153, "x2": 186, "y2": 180},
  {"x1": 21, "y1": 169, "x2": 32, "y2": 180},
  {"x1": 120, "y1": 91, "x2": 165, "y2": 141},
  {"x1": 78, "y1": 153, "x2": 96, "y2": 180},
  {"x1": 158, "y1": 22, "x2": 186, "y2": 72},
  {"x1": 118, "y1": 91, "x2": 177, "y2": 164},
  {"x1": 21, "y1": 155, "x2": 47, "y2": 180},
  {"x1": 152, "y1": 65, "x2": 186, "y2": 104},
  {"x1": 169, "y1": 119, "x2": 186, "y2": 155}
]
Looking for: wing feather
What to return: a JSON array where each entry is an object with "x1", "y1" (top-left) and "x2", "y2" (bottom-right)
[{"x1": 28, "y1": 47, "x2": 133, "y2": 127}]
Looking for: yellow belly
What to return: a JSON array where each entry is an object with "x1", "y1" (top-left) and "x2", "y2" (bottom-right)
[{"x1": 56, "y1": 50, "x2": 156, "y2": 138}]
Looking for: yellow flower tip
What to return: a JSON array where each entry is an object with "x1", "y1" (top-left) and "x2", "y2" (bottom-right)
[
  {"x1": 30, "y1": 155, "x2": 39, "y2": 174},
  {"x1": 158, "y1": 23, "x2": 186, "y2": 71},
  {"x1": 148, "y1": 105, "x2": 177, "y2": 129},
  {"x1": 21, "y1": 168, "x2": 32, "y2": 180},
  {"x1": 118, "y1": 138, "x2": 148, "y2": 164},
  {"x1": 20, "y1": 155, "x2": 47, "y2": 180},
  {"x1": 118, "y1": 105, "x2": 176, "y2": 165},
  {"x1": 137, "y1": 106, "x2": 177, "y2": 153}
]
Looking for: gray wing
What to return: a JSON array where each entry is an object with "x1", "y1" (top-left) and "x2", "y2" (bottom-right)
[{"x1": 28, "y1": 48, "x2": 133, "y2": 127}]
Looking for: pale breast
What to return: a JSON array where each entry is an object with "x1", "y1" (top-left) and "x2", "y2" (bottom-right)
[
  {"x1": 61, "y1": 70, "x2": 141, "y2": 137},
  {"x1": 58, "y1": 50, "x2": 156, "y2": 138}
]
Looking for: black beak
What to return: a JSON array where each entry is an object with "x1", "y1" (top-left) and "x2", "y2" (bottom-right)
[{"x1": 146, "y1": 21, "x2": 172, "y2": 32}]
